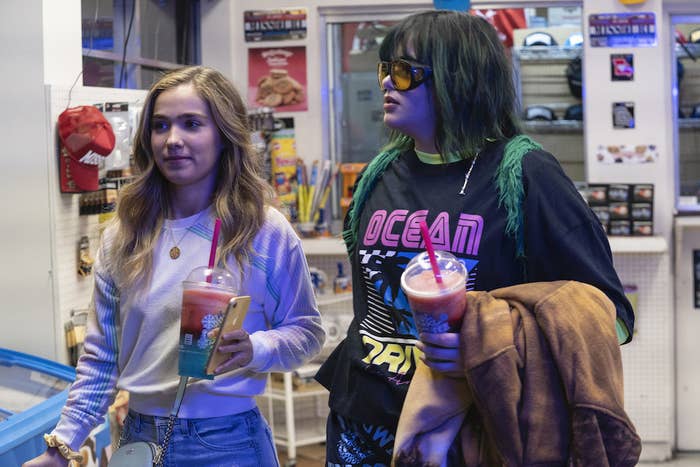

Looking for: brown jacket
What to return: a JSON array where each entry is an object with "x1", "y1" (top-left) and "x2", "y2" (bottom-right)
[{"x1": 393, "y1": 281, "x2": 641, "y2": 466}]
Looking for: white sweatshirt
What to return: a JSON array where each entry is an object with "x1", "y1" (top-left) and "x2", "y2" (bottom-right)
[{"x1": 52, "y1": 206, "x2": 325, "y2": 450}]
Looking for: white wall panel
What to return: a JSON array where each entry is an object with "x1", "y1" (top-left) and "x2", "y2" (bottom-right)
[{"x1": 45, "y1": 85, "x2": 146, "y2": 363}]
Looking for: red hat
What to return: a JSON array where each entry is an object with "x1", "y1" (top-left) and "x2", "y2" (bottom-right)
[{"x1": 57, "y1": 106, "x2": 116, "y2": 192}]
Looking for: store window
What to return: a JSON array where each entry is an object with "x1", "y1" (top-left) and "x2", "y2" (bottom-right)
[
  {"x1": 326, "y1": 21, "x2": 396, "y2": 164},
  {"x1": 673, "y1": 17, "x2": 700, "y2": 212},
  {"x1": 513, "y1": 7, "x2": 585, "y2": 181},
  {"x1": 325, "y1": 6, "x2": 584, "y2": 180},
  {"x1": 81, "y1": 0, "x2": 200, "y2": 89}
]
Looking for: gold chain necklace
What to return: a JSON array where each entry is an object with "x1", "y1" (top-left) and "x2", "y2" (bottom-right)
[{"x1": 166, "y1": 209, "x2": 209, "y2": 260}]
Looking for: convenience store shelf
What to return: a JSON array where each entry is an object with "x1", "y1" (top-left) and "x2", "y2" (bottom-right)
[
  {"x1": 301, "y1": 236, "x2": 668, "y2": 255},
  {"x1": 608, "y1": 236, "x2": 667, "y2": 254},
  {"x1": 300, "y1": 237, "x2": 346, "y2": 255},
  {"x1": 271, "y1": 419, "x2": 327, "y2": 447},
  {"x1": 675, "y1": 216, "x2": 700, "y2": 228},
  {"x1": 522, "y1": 119, "x2": 583, "y2": 134},
  {"x1": 316, "y1": 292, "x2": 353, "y2": 307}
]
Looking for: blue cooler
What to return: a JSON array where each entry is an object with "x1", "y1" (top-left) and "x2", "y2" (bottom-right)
[{"x1": 0, "y1": 348, "x2": 111, "y2": 466}]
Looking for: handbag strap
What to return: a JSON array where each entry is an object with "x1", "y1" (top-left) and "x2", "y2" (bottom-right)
[
  {"x1": 153, "y1": 376, "x2": 188, "y2": 466},
  {"x1": 117, "y1": 376, "x2": 189, "y2": 466}
]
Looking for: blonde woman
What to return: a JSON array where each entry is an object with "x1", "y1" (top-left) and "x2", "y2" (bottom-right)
[{"x1": 25, "y1": 66, "x2": 324, "y2": 467}]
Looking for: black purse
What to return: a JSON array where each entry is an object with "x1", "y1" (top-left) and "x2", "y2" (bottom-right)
[{"x1": 108, "y1": 376, "x2": 188, "y2": 467}]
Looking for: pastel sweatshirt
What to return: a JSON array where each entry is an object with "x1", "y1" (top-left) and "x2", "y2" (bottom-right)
[{"x1": 52, "y1": 206, "x2": 325, "y2": 450}]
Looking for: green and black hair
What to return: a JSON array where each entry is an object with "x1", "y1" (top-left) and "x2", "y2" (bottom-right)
[
  {"x1": 343, "y1": 11, "x2": 539, "y2": 257},
  {"x1": 378, "y1": 10, "x2": 521, "y2": 158}
]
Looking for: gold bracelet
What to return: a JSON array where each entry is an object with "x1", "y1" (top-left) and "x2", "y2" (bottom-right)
[{"x1": 43, "y1": 434, "x2": 83, "y2": 466}]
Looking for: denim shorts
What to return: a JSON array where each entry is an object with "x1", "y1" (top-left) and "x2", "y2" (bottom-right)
[{"x1": 120, "y1": 407, "x2": 279, "y2": 467}]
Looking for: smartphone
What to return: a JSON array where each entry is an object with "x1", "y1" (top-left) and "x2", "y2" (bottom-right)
[{"x1": 205, "y1": 295, "x2": 251, "y2": 375}]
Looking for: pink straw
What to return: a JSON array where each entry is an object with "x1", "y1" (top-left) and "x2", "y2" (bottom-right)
[
  {"x1": 419, "y1": 220, "x2": 443, "y2": 284},
  {"x1": 206, "y1": 218, "x2": 222, "y2": 283}
]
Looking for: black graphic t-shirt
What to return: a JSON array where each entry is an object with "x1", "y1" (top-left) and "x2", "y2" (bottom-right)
[{"x1": 316, "y1": 141, "x2": 633, "y2": 429}]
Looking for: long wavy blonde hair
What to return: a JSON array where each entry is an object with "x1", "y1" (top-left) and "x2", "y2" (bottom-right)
[{"x1": 110, "y1": 66, "x2": 273, "y2": 288}]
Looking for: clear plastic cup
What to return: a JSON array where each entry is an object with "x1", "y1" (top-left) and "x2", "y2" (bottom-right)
[
  {"x1": 400, "y1": 251, "x2": 467, "y2": 334},
  {"x1": 178, "y1": 266, "x2": 239, "y2": 379}
]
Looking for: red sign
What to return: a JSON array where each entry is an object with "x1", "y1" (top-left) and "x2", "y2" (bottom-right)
[{"x1": 248, "y1": 46, "x2": 307, "y2": 112}]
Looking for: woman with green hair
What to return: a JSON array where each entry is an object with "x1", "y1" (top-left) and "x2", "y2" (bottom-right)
[{"x1": 316, "y1": 10, "x2": 633, "y2": 466}]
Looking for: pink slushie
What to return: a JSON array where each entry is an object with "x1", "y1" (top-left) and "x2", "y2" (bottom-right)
[{"x1": 401, "y1": 251, "x2": 467, "y2": 334}]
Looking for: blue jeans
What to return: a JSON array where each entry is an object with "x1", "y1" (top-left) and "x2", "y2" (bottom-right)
[{"x1": 120, "y1": 408, "x2": 279, "y2": 467}]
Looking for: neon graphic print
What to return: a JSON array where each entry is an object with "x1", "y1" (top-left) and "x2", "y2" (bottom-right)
[{"x1": 358, "y1": 209, "x2": 483, "y2": 381}]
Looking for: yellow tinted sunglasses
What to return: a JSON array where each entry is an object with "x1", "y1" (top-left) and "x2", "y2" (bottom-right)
[{"x1": 377, "y1": 59, "x2": 433, "y2": 91}]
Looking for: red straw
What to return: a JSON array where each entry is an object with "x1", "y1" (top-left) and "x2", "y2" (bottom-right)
[
  {"x1": 419, "y1": 220, "x2": 443, "y2": 284},
  {"x1": 206, "y1": 218, "x2": 222, "y2": 283}
]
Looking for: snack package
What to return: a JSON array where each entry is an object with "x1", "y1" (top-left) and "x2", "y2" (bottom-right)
[
  {"x1": 256, "y1": 69, "x2": 305, "y2": 107},
  {"x1": 269, "y1": 128, "x2": 299, "y2": 221}
]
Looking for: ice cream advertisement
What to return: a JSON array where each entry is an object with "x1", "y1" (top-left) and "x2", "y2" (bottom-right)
[{"x1": 248, "y1": 46, "x2": 307, "y2": 112}]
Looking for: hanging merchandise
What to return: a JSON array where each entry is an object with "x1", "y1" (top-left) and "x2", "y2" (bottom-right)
[
  {"x1": 566, "y1": 56, "x2": 583, "y2": 98},
  {"x1": 102, "y1": 102, "x2": 132, "y2": 172},
  {"x1": 524, "y1": 105, "x2": 557, "y2": 121},
  {"x1": 58, "y1": 106, "x2": 115, "y2": 193},
  {"x1": 522, "y1": 31, "x2": 558, "y2": 47},
  {"x1": 334, "y1": 262, "x2": 352, "y2": 294},
  {"x1": 564, "y1": 103, "x2": 583, "y2": 121},
  {"x1": 269, "y1": 125, "x2": 299, "y2": 222},
  {"x1": 612, "y1": 102, "x2": 636, "y2": 129},
  {"x1": 472, "y1": 9, "x2": 526, "y2": 48},
  {"x1": 565, "y1": 32, "x2": 584, "y2": 47},
  {"x1": 611, "y1": 54, "x2": 634, "y2": 81},
  {"x1": 65, "y1": 308, "x2": 88, "y2": 366},
  {"x1": 77, "y1": 235, "x2": 94, "y2": 277}
]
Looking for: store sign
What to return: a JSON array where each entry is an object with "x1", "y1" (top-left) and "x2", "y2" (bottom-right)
[
  {"x1": 612, "y1": 102, "x2": 636, "y2": 129},
  {"x1": 611, "y1": 54, "x2": 634, "y2": 81},
  {"x1": 589, "y1": 12, "x2": 656, "y2": 47},
  {"x1": 244, "y1": 9, "x2": 307, "y2": 42},
  {"x1": 433, "y1": 0, "x2": 470, "y2": 11}
]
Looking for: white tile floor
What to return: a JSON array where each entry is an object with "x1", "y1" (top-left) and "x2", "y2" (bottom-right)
[
  {"x1": 282, "y1": 445, "x2": 700, "y2": 467},
  {"x1": 641, "y1": 452, "x2": 700, "y2": 466}
]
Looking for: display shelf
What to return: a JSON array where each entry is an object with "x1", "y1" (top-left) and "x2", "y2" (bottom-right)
[
  {"x1": 265, "y1": 385, "x2": 328, "y2": 400},
  {"x1": 260, "y1": 371, "x2": 329, "y2": 466},
  {"x1": 522, "y1": 120, "x2": 583, "y2": 134},
  {"x1": 678, "y1": 118, "x2": 700, "y2": 129},
  {"x1": 675, "y1": 216, "x2": 700, "y2": 228},
  {"x1": 300, "y1": 237, "x2": 346, "y2": 255},
  {"x1": 316, "y1": 292, "x2": 353, "y2": 307},
  {"x1": 513, "y1": 45, "x2": 582, "y2": 61},
  {"x1": 271, "y1": 421, "x2": 326, "y2": 447},
  {"x1": 608, "y1": 236, "x2": 667, "y2": 254}
]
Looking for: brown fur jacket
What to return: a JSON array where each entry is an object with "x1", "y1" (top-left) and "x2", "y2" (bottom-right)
[{"x1": 393, "y1": 281, "x2": 641, "y2": 467}]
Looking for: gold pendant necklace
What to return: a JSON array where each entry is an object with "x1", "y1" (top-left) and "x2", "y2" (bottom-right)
[
  {"x1": 166, "y1": 209, "x2": 209, "y2": 260},
  {"x1": 169, "y1": 245, "x2": 181, "y2": 260}
]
